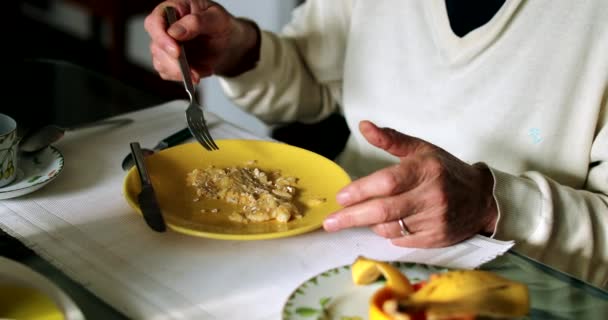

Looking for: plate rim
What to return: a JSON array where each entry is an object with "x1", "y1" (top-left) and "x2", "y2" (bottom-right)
[
  {"x1": 0, "y1": 256, "x2": 85, "y2": 320},
  {"x1": 0, "y1": 146, "x2": 64, "y2": 199},
  {"x1": 122, "y1": 139, "x2": 352, "y2": 240}
]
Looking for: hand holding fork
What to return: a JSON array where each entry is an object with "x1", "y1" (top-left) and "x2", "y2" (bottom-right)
[{"x1": 164, "y1": 6, "x2": 218, "y2": 151}]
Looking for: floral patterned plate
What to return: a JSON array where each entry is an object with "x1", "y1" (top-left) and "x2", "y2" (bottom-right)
[
  {"x1": 282, "y1": 261, "x2": 448, "y2": 320},
  {"x1": 0, "y1": 146, "x2": 64, "y2": 200}
]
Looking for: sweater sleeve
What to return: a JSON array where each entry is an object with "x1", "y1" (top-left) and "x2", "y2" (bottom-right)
[
  {"x1": 490, "y1": 97, "x2": 608, "y2": 289},
  {"x1": 218, "y1": 0, "x2": 353, "y2": 125}
]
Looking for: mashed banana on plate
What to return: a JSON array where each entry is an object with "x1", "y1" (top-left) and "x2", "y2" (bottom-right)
[{"x1": 186, "y1": 162, "x2": 321, "y2": 223}]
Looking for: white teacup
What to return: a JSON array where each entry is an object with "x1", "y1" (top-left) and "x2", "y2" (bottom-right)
[{"x1": 0, "y1": 113, "x2": 18, "y2": 187}]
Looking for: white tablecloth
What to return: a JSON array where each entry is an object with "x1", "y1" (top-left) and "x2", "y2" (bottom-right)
[{"x1": 0, "y1": 101, "x2": 512, "y2": 320}]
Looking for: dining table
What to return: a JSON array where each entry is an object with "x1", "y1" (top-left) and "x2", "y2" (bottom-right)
[{"x1": 1, "y1": 59, "x2": 607, "y2": 320}]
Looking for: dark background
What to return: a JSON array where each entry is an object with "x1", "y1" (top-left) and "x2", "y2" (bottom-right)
[
  {"x1": 17, "y1": 0, "x2": 183, "y2": 100},
  {"x1": 13, "y1": 0, "x2": 348, "y2": 160},
  {"x1": 11, "y1": 0, "x2": 186, "y2": 129}
]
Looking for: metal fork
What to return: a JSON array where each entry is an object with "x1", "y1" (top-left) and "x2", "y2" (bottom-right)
[{"x1": 165, "y1": 6, "x2": 219, "y2": 151}]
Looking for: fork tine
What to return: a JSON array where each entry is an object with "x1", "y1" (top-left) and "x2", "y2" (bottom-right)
[
  {"x1": 192, "y1": 110, "x2": 219, "y2": 150},
  {"x1": 196, "y1": 131, "x2": 212, "y2": 151},
  {"x1": 207, "y1": 135, "x2": 219, "y2": 150},
  {"x1": 190, "y1": 113, "x2": 218, "y2": 151},
  {"x1": 192, "y1": 89, "x2": 218, "y2": 150},
  {"x1": 198, "y1": 120, "x2": 219, "y2": 150},
  {"x1": 200, "y1": 120, "x2": 219, "y2": 150},
  {"x1": 189, "y1": 126, "x2": 210, "y2": 150},
  {"x1": 196, "y1": 119, "x2": 214, "y2": 150},
  {"x1": 187, "y1": 115, "x2": 212, "y2": 151}
]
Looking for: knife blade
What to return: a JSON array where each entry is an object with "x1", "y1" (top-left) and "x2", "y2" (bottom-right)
[{"x1": 130, "y1": 142, "x2": 167, "y2": 232}]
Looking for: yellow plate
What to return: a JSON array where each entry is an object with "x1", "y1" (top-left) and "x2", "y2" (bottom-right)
[
  {"x1": 123, "y1": 140, "x2": 352, "y2": 240},
  {"x1": 0, "y1": 285, "x2": 64, "y2": 320},
  {"x1": 0, "y1": 257, "x2": 85, "y2": 320}
]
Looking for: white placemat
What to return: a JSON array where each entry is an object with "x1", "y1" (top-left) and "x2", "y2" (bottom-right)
[{"x1": 0, "y1": 100, "x2": 513, "y2": 320}]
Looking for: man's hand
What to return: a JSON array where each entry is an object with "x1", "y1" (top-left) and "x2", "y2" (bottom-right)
[
  {"x1": 323, "y1": 120, "x2": 498, "y2": 248},
  {"x1": 144, "y1": 0, "x2": 260, "y2": 83}
]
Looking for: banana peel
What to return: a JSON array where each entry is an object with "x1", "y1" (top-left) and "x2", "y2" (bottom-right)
[
  {"x1": 352, "y1": 256, "x2": 414, "y2": 297},
  {"x1": 352, "y1": 256, "x2": 415, "y2": 320},
  {"x1": 351, "y1": 256, "x2": 530, "y2": 320},
  {"x1": 402, "y1": 270, "x2": 529, "y2": 319}
]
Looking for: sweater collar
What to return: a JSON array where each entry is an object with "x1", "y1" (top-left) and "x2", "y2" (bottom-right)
[{"x1": 424, "y1": 0, "x2": 524, "y2": 65}]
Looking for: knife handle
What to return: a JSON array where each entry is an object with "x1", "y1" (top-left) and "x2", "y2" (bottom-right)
[
  {"x1": 156, "y1": 127, "x2": 192, "y2": 150},
  {"x1": 130, "y1": 142, "x2": 167, "y2": 232},
  {"x1": 130, "y1": 142, "x2": 152, "y2": 186}
]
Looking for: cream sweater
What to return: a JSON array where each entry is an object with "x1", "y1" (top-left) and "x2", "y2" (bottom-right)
[{"x1": 220, "y1": 0, "x2": 608, "y2": 288}]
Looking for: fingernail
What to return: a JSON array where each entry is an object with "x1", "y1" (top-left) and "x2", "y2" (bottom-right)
[
  {"x1": 336, "y1": 191, "x2": 351, "y2": 205},
  {"x1": 323, "y1": 216, "x2": 340, "y2": 232},
  {"x1": 169, "y1": 25, "x2": 186, "y2": 37}
]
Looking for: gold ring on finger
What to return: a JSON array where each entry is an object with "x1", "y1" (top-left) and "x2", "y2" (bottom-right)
[{"x1": 398, "y1": 218, "x2": 411, "y2": 236}]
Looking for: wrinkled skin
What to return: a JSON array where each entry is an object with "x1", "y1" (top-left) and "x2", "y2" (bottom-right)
[
  {"x1": 323, "y1": 121, "x2": 498, "y2": 248},
  {"x1": 144, "y1": 0, "x2": 258, "y2": 82}
]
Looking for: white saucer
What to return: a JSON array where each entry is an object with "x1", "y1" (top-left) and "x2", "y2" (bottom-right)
[{"x1": 0, "y1": 146, "x2": 64, "y2": 200}]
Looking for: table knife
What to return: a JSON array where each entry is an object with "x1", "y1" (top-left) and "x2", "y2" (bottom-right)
[
  {"x1": 121, "y1": 127, "x2": 192, "y2": 171},
  {"x1": 130, "y1": 142, "x2": 167, "y2": 232}
]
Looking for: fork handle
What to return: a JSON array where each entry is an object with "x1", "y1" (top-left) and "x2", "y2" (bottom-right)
[{"x1": 165, "y1": 6, "x2": 197, "y2": 101}]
